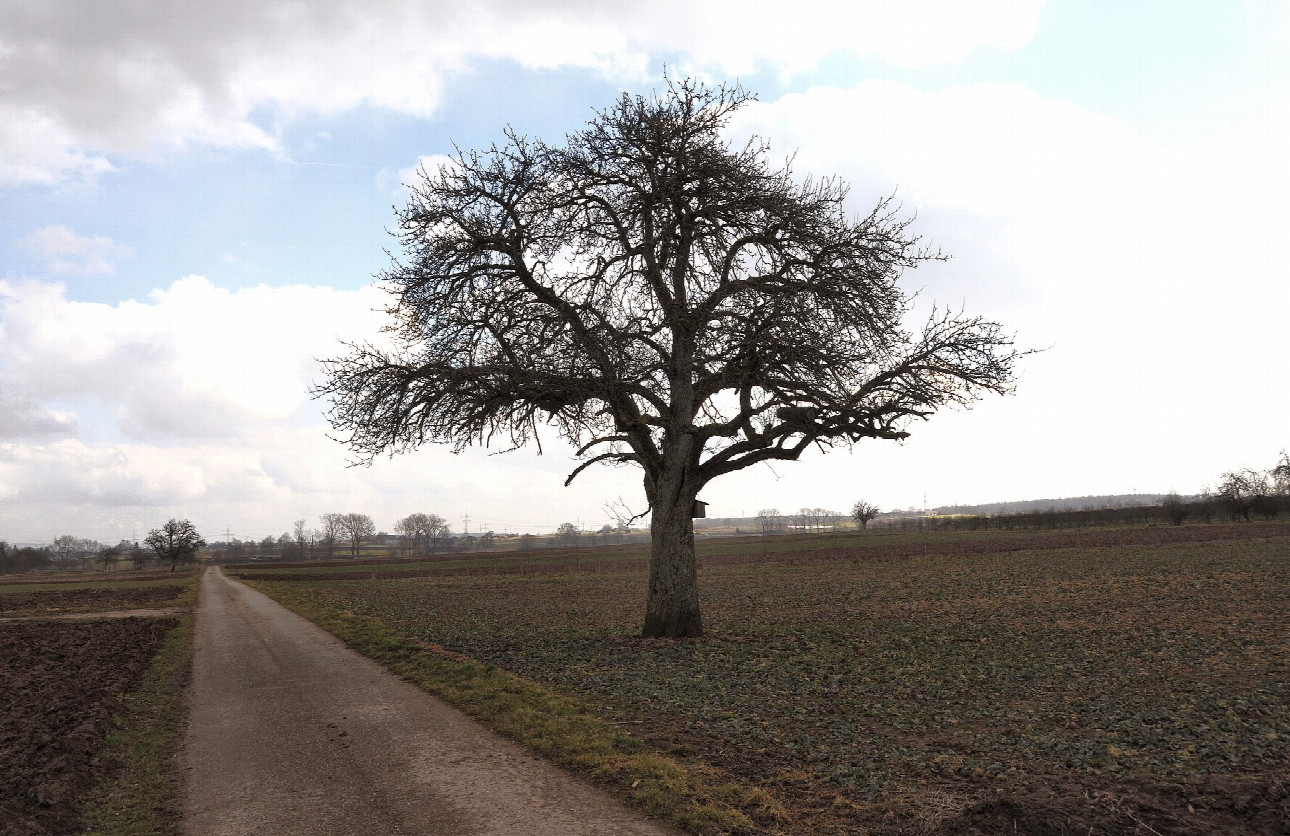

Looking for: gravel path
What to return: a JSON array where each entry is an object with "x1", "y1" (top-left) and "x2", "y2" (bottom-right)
[{"x1": 181, "y1": 566, "x2": 676, "y2": 836}]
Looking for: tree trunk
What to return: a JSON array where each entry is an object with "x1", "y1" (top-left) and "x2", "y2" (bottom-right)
[{"x1": 643, "y1": 498, "x2": 703, "y2": 638}]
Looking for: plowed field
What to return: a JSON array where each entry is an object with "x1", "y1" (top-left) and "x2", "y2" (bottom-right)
[
  {"x1": 1, "y1": 617, "x2": 178, "y2": 835},
  {"x1": 0, "y1": 584, "x2": 188, "y2": 616},
  {"x1": 245, "y1": 523, "x2": 1290, "y2": 834}
]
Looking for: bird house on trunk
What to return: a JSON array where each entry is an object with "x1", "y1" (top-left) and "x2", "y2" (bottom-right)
[{"x1": 691, "y1": 499, "x2": 708, "y2": 518}]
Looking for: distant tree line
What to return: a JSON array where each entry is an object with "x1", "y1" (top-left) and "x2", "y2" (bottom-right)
[
  {"x1": 0, "y1": 542, "x2": 51, "y2": 574},
  {"x1": 217, "y1": 512, "x2": 648, "y2": 563},
  {"x1": 754, "y1": 508, "x2": 848, "y2": 535},
  {"x1": 217, "y1": 513, "x2": 378, "y2": 562},
  {"x1": 881, "y1": 504, "x2": 1198, "y2": 532},
  {"x1": 873, "y1": 451, "x2": 1290, "y2": 532},
  {"x1": 0, "y1": 518, "x2": 204, "y2": 575},
  {"x1": 549, "y1": 522, "x2": 636, "y2": 548}
]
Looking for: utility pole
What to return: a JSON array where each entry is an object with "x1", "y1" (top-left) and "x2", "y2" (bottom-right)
[{"x1": 462, "y1": 514, "x2": 470, "y2": 537}]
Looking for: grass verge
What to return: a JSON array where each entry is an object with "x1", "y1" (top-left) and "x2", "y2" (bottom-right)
[
  {"x1": 77, "y1": 613, "x2": 195, "y2": 836},
  {"x1": 247, "y1": 579, "x2": 786, "y2": 834}
]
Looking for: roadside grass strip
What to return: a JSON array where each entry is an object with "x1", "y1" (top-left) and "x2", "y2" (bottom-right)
[{"x1": 248, "y1": 579, "x2": 787, "y2": 834}]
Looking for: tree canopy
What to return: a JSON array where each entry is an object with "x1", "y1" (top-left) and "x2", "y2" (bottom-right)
[
  {"x1": 319, "y1": 79, "x2": 1020, "y2": 637},
  {"x1": 145, "y1": 519, "x2": 204, "y2": 572}
]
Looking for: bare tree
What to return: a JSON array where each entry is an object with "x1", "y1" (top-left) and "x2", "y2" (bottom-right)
[
  {"x1": 426, "y1": 515, "x2": 450, "y2": 553},
  {"x1": 1271, "y1": 450, "x2": 1290, "y2": 517},
  {"x1": 292, "y1": 519, "x2": 313, "y2": 560},
  {"x1": 318, "y1": 79, "x2": 1020, "y2": 637},
  {"x1": 50, "y1": 535, "x2": 101, "y2": 568},
  {"x1": 1217, "y1": 470, "x2": 1266, "y2": 521},
  {"x1": 1160, "y1": 492, "x2": 1189, "y2": 526},
  {"x1": 394, "y1": 512, "x2": 449, "y2": 555},
  {"x1": 1274, "y1": 451, "x2": 1290, "y2": 494},
  {"x1": 393, "y1": 513, "x2": 422, "y2": 555},
  {"x1": 144, "y1": 519, "x2": 205, "y2": 572},
  {"x1": 852, "y1": 500, "x2": 880, "y2": 530},
  {"x1": 756, "y1": 509, "x2": 784, "y2": 535},
  {"x1": 277, "y1": 532, "x2": 302, "y2": 560},
  {"x1": 319, "y1": 513, "x2": 344, "y2": 560},
  {"x1": 339, "y1": 513, "x2": 376, "y2": 558},
  {"x1": 555, "y1": 522, "x2": 582, "y2": 548},
  {"x1": 97, "y1": 544, "x2": 120, "y2": 571}
]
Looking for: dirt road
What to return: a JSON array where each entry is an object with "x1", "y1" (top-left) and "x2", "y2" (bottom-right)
[
  {"x1": 181, "y1": 567, "x2": 676, "y2": 836},
  {"x1": 0, "y1": 607, "x2": 183, "y2": 624}
]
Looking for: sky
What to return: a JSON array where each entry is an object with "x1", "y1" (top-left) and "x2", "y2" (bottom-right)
[{"x1": 1, "y1": 0, "x2": 1288, "y2": 544}]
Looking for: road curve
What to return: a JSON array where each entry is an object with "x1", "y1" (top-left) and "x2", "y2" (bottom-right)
[{"x1": 180, "y1": 566, "x2": 676, "y2": 836}]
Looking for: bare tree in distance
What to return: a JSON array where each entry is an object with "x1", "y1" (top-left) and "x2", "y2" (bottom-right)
[
  {"x1": 394, "y1": 512, "x2": 450, "y2": 555},
  {"x1": 1273, "y1": 450, "x2": 1290, "y2": 501},
  {"x1": 292, "y1": 519, "x2": 314, "y2": 560},
  {"x1": 393, "y1": 514, "x2": 422, "y2": 555},
  {"x1": 318, "y1": 79, "x2": 1021, "y2": 637},
  {"x1": 1160, "y1": 492, "x2": 1189, "y2": 526},
  {"x1": 145, "y1": 519, "x2": 205, "y2": 572},
  {"x1": 555, "y1": 522, "x2": 582, "y2": 548},
  {"x1": 1217, "y1": 470, "x2": 1267, "y2": 522},
  {"x1": 319, "y1": 513, "x2": 344, "y2": 560},
  {"x1": 756, "y1": 509, "x2": 784, "y2": 536},
  {"x1": 852, "y1": 501, "x2": 880, "y2": 530},
  {"x1": 339, "y1": 513, "x2": 375, "y2": 558},
  {"x1": 51, "y1": 535, "x2": 101, "y2": 569},
  {"x1": 98, "y1": 544, "x2": 119, "y2": 571},
  {"x1": 129, "y1": 542, "x2": 149, "y2": 569}
]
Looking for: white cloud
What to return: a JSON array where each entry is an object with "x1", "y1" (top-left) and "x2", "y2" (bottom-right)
[
  {"x1": 734, "y1": 80, "x2": 1290, "y2": 322},
  {"x1": 0, "y1": 386, "x2": 77, "y2": 439},
  {"x1": 0, "y1": 275, "x2": 645, "y2": 542},
  {"x1": 0, "y1": 109, "x2": 116, "y2": 186},
  {"x1": 18, "y1": 226, "x2": 132, "y2": 275},
  {"x1": 0, "y1": 0, "x2": 1044, "y2": 185},
  {"x1": 639, "y1": 0, "x2": 1043, "y2": 78},
  {"x1": 0, "y1": 276, "x2": 390, "y2": 440},
  {"x1": 713, "y1": 80, "x2": 1290, "y2": 509}
]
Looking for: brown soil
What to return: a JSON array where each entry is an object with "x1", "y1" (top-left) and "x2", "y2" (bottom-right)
[
  {"x1": 0, "y1": 617, "x2": 178, "y2": 836},
  {"x1": 0, "y1": 569, "x2": 193, "y2": 586},
  {"x1": 627, "y1": 713, "x2": 1290, "y2": 834},
  {"x1": 0, "y1": 584, "x2": 187, "y2": 615},
  {"x1": 929, "y1": 773, "x2": 1290, "y2": 835}
]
